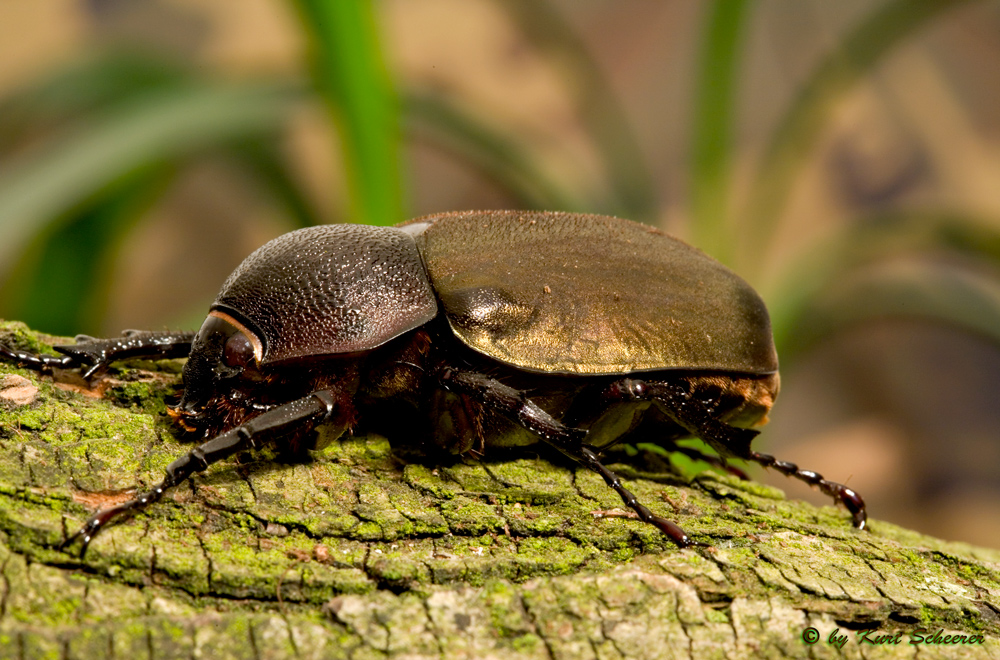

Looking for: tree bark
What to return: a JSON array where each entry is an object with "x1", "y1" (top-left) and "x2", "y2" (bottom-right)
[{"x1": 0, "y1": 319, "x2": 998, "y2": 659}]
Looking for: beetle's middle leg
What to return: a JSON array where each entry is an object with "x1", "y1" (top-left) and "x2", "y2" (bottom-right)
[
  {"x1": 436, "y1": 367, "x2": 703, "y2": 547},
  {"x1": 64, "y1": 389, "x2": 343, "y2": 556},
  {"x1": 593, "y1": 377, "x2": 867, "y2": 530}
]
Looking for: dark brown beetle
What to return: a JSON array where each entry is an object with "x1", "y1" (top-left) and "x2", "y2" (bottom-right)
[{"x1": 0, "y1": 211, "x2": 865, "y2": 554}]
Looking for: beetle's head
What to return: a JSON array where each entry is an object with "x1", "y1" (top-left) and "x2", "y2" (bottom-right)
[{"x1": 173, "y1": 311, "x2": 262, "y2": 431}]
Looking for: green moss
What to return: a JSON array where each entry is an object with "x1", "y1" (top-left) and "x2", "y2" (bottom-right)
[
  {"x1": 483, "y1": 580, "x2": 531, "y2": 638},
  {"x1": 0, "y1": 405, "x2": 46, "y2": 432},
  {"x1": 440, "y1": 496, "x2": 504, "y2": 535},
  {"x1": 350, "y1": 520, "x2": 386, "y2": 541},
  {"x1": 402, "y1": 463, "x2": 459, "y2": 499},
  {"x1": 366, "y1": 551, "x2": 430, "y2": 586},
  {"x1": 514, "y1": 536, "x2": 592, "y2": 577},
  {"x1": 510, "y1": 632, "x2": 543, "y2": 653},
  {"x1": 104, "y1": 379, "x2": 166, "y2": 412},
  {"x1": 705, "y1": 608, "x2": 729, "y2": 623}
]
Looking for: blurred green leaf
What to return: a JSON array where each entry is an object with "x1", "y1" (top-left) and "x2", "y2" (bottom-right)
[
  {"x1": 233, "y1": 139, "x2": 324, "y2": 230},
  {"x1": 404, "y1": 91, "x2": 582, "y2": 211},
  {"x1": 740, "y1": 0, "x2": 973, "y2": 273},
  {"x1": 502, "y1": 0, "x2": 658, "y2": 221},
  {"x1": 0, "y1": 53, "x2": 190, "y2": 150},
  {"x1": 0, "y1": 168, "x2": 172, "y2": 335},
  {"x1": 780, "y1": 256, "x2": 1000, "y2": 362},
  {"x1": 0, "y1": 81, "x2": 300, "y2": 275},
  {"x1": 690, "y1": 0, "x2": 752, "y2": 265},
  {"x1": 769, "y1": 211, "x2": 1000, "y2": 359},
  {"x1": 292, "y1": 0, "x2": 403, "y2": 225}
]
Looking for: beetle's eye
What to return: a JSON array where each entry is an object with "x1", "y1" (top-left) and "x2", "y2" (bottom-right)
[{"x1": 223, "y1": 332, "x2": 254, "y2": 368}]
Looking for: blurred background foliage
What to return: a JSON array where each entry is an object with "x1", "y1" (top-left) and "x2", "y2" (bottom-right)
[{"x1": 1, "y1": 0, "x2": 999, "y2": 547}]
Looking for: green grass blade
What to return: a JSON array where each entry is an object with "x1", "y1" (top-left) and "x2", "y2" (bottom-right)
[
  {"x1": 690, "y1": 0, "x2": 752, "y2": 264},
  {"x1": 0, "y1": 81, "x2": 299, "y2": 274},
  {"x1": 291, "y1": 0, "x2": 403, "y2": 226},
  {"x1": 741, "y1": 0, "x2": 973, "y2": 271}
]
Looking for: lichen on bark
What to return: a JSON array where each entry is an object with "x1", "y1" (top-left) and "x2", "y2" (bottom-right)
[{"x1": 0, "y1": 319, "x2": 999, "y2": 659}]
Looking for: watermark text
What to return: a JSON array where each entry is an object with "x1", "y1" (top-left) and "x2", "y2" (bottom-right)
[{"x1": 801, "y1": 626, "x2": 985, "y2": 648}]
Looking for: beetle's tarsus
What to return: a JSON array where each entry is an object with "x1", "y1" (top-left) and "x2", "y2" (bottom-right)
[
  {"x1": 54, "y1": 331, "x2": 196, "y2": 377},
  {"x1": 749, "y1": 451, "x2": 868, "y2": 530},
  {"x1": 578, "y1": 446, "x2": 701, "y2": 548},
  {"x1": 62, "y1": 500, "x2": 137, "y2": 558}
]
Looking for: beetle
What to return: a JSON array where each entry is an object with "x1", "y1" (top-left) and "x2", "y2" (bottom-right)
[{"x1": 0, "y1": 210, "x2": 865, "y2": 554}]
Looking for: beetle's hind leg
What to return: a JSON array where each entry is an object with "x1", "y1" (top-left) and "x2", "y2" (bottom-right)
[
  {"x1": 436, "y1": 367, "x2": 703, "y2": 548},
  {"x1": 747, "y1": 451, "x2": 866, "y2": 529},
  {"x1": 63, "y1": 389, "x2": 342, "y2": 557},
  {"x1": 595, "y1": 377, "x2": 867, "y2": 530}
]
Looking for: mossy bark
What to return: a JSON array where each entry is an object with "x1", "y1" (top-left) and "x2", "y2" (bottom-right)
[{"x1": 0, "y1": 319, "x2": 999, "y2": 659}]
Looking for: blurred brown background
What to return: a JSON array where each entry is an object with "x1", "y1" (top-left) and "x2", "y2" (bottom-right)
[{"x1": 2, "y1": 0, "x2": 1000, "y2": 548}]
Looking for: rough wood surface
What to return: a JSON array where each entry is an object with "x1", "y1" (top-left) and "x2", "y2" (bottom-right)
[{"x1": 0, "y1": 319, "x2": 998, "y2": 659}]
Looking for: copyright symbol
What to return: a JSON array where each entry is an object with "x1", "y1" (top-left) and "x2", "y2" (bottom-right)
[{"x1": 802, "y1": 627, "x2": 820, "y2": 644}]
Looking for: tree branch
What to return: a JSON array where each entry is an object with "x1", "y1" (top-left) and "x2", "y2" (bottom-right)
[{"x1": 1, "y1": 319, "x2": 998, "y2": 659}]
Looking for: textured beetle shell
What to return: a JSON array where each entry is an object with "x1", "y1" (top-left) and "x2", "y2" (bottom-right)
[
  {"x1": 414, "y1": 211, "x2": 778, "y2": 375},
  {"x1": 212, "y1": 225, "x2": 438, "y2": 364}
]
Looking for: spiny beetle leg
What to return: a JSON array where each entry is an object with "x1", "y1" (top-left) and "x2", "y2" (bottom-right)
[
  {"x1": 0, "y1": 343, "x2": 77, "y2": 372},
  {"x1": 437, "y1": 367, "x2": 702, "y2": 548},
  {"x1": 595, "y1": 377, "x2": 868, "y2": 530},
  {"x1": 63, "y1": 389, "x2": 338, "y2": 557},
  {"x1": 577, "y1": 446, "x2": 705, "y2": 548},
  {"x1": 56, "y1": 330, "x2": 197, "y2": 378},
  {"x1": 1, "y1": 330, "x2": 195, "y2": 378},
  {"x1": 749, "y1": 451, "x2": 867, "y2": 530}
]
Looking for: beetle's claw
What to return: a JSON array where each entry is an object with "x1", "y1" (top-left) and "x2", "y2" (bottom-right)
[
  {"x1": 59, "y1": 523, "x2": 94, "y2": 559},
  {"x1": 647, "y1": 514, "x2": 707, "y2": 549},
  {"x1": 62, "y1": 515, "x2": 107, "y2": 558},
  {"x1": 668, "y1": 530, "x2": 710, "y2": 549},
  {"x1": 840, "y1": 486, "x2": 867, "y2": 530},
  {"x1": 61, "y1": 502, "x2": 135, "y2": 559}
]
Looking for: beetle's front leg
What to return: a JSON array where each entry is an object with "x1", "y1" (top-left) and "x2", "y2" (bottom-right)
[
  {"x1": 1, "y1": 330, "x2": 195, "y2": 378},
  {"x1": 436, "y1": 368, "x2": 703, "y2": 548},
  {"x1": 0, "y1": 343, "x2": 78, "y2": 371},
  {"x1": 64, "y1": 389, "x2": 339, "y2": 556},
  {"x1": 597, "y1": 378, "x2": 867, "y2": 530}
]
